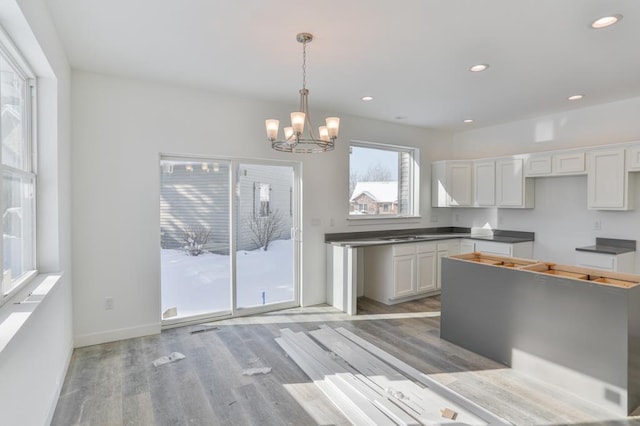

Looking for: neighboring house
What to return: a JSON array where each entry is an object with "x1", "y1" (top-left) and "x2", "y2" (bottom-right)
[
  {"x1": 350, "y1": 181, "x2": 398, "y2": 214},
  {"x1": 160, "y1": 161, "x2": 292, "y2": 253}
]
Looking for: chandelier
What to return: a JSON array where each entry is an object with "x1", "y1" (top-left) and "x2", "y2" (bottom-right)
[{"x1": 265, "y1": 32, "x2": 340, "y2": 153}]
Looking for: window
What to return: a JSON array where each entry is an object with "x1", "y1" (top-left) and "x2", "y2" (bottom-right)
[
  {"x1": 0, "y1": 29, "x2": 36, "y2": 303},
  {"x1": 349, "y1": 140, "x2": 419, "y2": 218}
]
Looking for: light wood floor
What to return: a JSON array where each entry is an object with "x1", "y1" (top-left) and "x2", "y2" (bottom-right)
[{"x1": 53, "y1": 296, "x2": 640, "y2": 425}]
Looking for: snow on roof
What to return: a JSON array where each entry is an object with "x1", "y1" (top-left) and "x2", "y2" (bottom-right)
[{"x1": 350, "y1": 181, "x2": 398, "y2": 203}]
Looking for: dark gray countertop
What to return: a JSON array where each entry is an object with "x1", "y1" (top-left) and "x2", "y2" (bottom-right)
[
  {"x1": 575, "y1": 237, "x2": 636, "y2": 255},
  {"x1": 325, "y1": 227, "x2": 534, "y2": 247}
]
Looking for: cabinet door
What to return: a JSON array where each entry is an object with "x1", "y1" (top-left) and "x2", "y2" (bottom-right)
[
  {"x1": 496, "y1": 158, "x2": 523, "y2": 207},
  {"x1": 553, "y1": 152, "x2": 585, "y2": 175},
  {"x1": 459, "y1": 240, "x2": 475, "y2": 254},
  {"x1": 474, "y1": 161, "x2": 495, "y2": 206},
  {"x1": 587, "y1": 149, "x2": 629, "y2": 210},
  {"x1": 448, "y1": 162, "x2": 472, "y2": 206},
  {"x1": 436, "y1": 250, "x2": 448, "y2": 289},
  {"x1": 393, "y1": 254, "x2": 416, "y2": 298},
  {"x1": 627, "y1": 145, "x2": 640, "y2": 172},
  {"x1": 475, "y1": 241, "x2": 512, "y2": 256},
  {"x1": 416, "y1": 251, "x2": 436, "y2": 293},
  {"x1": 525, "y1": 155, "x2": 552, "y2": 176}
]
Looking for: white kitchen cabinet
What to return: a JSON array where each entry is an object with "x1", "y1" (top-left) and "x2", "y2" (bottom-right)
[
  {"x1": 495, "y1": 157, "x2": 534, "y2": 208},
  {"x1": 587, "y1": 148, "x2": 632, "y2": 210},
  {"x1": 575, "y1": 251, "x2": 635, "y2": 274},
  {"x1": 526, "y1": 151, "x2": 585, "y2": 177},
  {"x1": 459, "y1": 239, "x2": 476, "y2": 254},
  {"x1": 448, "y1": 162, "x2": 472, "y2": 206},
  {"x1": 363, "y1": 240, "x2": 457, "y2": 304},
  {"x1": 627, "y1": 145, "x2": 640, "y2": 172},
  {"x1": 392, "y1": 253, "x2": 416, "y2": 298},
  {"x1": 553, "y1": 151, "x2": 585, "y2": 175},
  {"x1": 525, "y1": 155, "x2": 552, "y2": 176},
  {"x1": 473, "y1": 160, "x2": 495, "y2": 206},
  {"x1": 416, "y1": 244, "x2": 437, "y2": 293},
  {"x1": 474, "y1": 240, "x2": 534, "y2": 259},
  {"x1": 431, "y1": 161, "x2": 472, "y2": 207}
]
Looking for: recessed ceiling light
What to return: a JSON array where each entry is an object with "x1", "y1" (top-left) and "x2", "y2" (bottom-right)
[
  {"x1": 361, "y1": 96, "x2": 374, "y2": 102},
  {"x1": 568, "y1": 94, "x2": 584, "y2": 101},
  {"x1": 591, "y1": 14, "x2": 622, "y2": 29},
  {"x1": 469, "y1": 64, "x2": 489, "y2": 73},
  {"x1": 463, "y1": 119, "x2": 474, "y2": 124}
]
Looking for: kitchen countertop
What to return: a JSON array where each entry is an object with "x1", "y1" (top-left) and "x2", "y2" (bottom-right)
[
  {"x1": 325, "y1": 227, "x2": 534, "y2": 247},
  {"x1": 575, "y1": 237, "x2": 636, "y2": 255}
]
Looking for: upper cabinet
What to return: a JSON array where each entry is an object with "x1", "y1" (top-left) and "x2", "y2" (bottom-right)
[
  {"x1": 431, "y1": 161, "x2": 472, "y2": 207},
  {"x1": 495, "y1": 158, "x2": 534, "y2": 208},
  {"x1": 473, "y1": 160, "x2": 495, "y2": 207},
  {"x1": 432, "y1": 142, "x2": 638, "y2": 211},
  {"x1": 627, "y1": 145, "x2": 640, "y2": 172},
  {"x1": 525, "y1": 151, "x2": 585, "y2": 177},
  {"x1": 587, "y1": 148, "x2": 632, "y2": 210},
  {"x1": 524, "y1": 155, "x2": 552, "y2": 176}
]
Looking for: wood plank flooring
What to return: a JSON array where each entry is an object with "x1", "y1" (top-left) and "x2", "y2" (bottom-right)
[{"x1": 52, "y1": 296, "x2": 640, "y2": 425}]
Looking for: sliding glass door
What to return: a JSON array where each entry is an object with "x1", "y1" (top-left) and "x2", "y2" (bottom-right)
[
  {"x1": 235, "y1": 163, "x2": 297, "y2": 311},
  {"x1": 160, "y1": 156, "x2": 299, "y2": 324}
]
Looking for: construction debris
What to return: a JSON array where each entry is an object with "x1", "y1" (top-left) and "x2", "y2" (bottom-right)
[
  {"x1": 441, "y1": 408, "x2": 459, "y2": 420},
  {"x1": 242, "y1": 367, "x2": 272, "y2": 376},
  {"x1": 152, "y1": 352, "x2": 185, "y2": 367},
  {"x1": 275, "y1": 325, "x2": 511, "y2": 425}
]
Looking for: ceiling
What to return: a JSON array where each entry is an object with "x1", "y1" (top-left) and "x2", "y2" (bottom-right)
[{"x1": 44, "y1": 0, "x2": 640, "y2": 132}]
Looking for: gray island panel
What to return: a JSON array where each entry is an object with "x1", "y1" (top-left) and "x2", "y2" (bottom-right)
[{"x1": 440, "y1": 255, "x2": 640, "y2": 416}]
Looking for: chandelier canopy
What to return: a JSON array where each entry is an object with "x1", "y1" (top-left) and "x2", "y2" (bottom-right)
[{"x1": 265, "y1": 32, "x2": 340, "y2": 153}]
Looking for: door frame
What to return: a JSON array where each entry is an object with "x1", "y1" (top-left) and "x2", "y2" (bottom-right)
[{"x1": 160, "y1": 154, "x2": 302, "y2": 329}]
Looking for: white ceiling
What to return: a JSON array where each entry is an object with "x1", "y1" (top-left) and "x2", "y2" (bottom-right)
[{"x1": 44, "y1": 0, "x2": 640, "y2": 132}]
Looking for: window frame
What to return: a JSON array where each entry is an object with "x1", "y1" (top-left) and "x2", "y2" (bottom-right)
[
  {"x1": 0, "y1": 25, "x2": 38, "y2": 307},
  {"x1": 348, "y1": 140, "x2": 420, "y2": 221}
]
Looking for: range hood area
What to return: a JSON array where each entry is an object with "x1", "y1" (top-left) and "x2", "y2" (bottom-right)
[{"x1": 441, "y1": 252, "x2": 640, "y2": 416}]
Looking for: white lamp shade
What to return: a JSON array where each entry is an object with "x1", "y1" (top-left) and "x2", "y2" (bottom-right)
[
  {"x1": 291, "y1": 112, "x2": 305, "y2": 133},
  {"x1": 265, "y1": 119, "x2": 279, "y2": 140},
  {"x1": 326, "y1": 117, "x2": 340, "y2": 138},
  {"x1": 284, "y1": 126, "x2": 294, "y2": 142},
  {"x1": 319, "y1": 126, "x2": 329, "y2": 142}
]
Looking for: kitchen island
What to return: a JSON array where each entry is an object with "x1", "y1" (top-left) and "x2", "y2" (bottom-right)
[{"x1": 440, "y1": 252, "x2": 640, "y2": 416}]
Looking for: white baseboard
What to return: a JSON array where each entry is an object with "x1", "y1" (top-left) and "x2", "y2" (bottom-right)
[{"x1": 74, "y1": 322, "x2": 161, "y2": 347}]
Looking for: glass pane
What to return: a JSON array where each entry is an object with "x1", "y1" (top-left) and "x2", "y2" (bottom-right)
[
  {"x1": 349, "y1": 145, "x2": 400, "y2": 215},
  {"x1": 160, "y1": 159, "x2": 231, "y2": 319},
  {"x1": 236, "y1": 164, "x2": 294, "y2": 309},
  {"x1": 2, "y1": 172, "x2": 35, "y2": 294},
  {"x1": 1, "y1": 54, "x2": 27, "y2": 170}
]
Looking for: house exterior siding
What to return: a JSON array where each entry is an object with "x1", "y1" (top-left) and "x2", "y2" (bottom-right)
[{"x1": 160, "y1": 160, "x2": 292, "y2": 253}]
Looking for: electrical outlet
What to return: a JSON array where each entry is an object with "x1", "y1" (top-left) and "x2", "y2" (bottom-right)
[
  {"x1": 105, "y1": 297, "x2": 114, "y2": 310},
  {"x1": 593, "y1": 220, "x2": 602, "y2": 231}
]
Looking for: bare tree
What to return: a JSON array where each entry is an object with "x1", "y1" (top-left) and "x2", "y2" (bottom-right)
[
  {"x1": 362, "y1": 161, "x2": 392, "y2": 181},
  {"x1": 182, "y1": 225, "x2": 212, "y2": 256},
  {"x1": 247, "y1": 209, "x2": 284, "y2": 251}
]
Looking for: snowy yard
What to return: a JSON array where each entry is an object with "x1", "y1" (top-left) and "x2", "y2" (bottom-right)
[{"x1": 161, "y1": 239, "x2": 294, "y2": 318}]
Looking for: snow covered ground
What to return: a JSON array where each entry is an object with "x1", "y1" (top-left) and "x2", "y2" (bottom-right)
[{"x1": 161, "y1": 239, "x2": 293, "y2": 318}]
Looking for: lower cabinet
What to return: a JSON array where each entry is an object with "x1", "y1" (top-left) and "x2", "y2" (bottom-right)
[
  {"x1": 474, "y1": 240, "x2": 534, "y2": 258},
  {"x1": 364, "y1": 240, "x2": 458, "y2": 304},
  {"x1": 575, "y1": 250, "x2": 635, "y2": 274}
]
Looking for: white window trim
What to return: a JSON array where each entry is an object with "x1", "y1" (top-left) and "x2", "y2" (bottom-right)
[
  {"x1": 0, "y1": 24, "x2": 38, "y2": 308},
  {"x1": 348, "y1": 140, "x2": 420, "y2": 222}
]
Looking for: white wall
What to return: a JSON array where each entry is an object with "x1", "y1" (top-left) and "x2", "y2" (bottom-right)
[
  {"x1": 450, "y1": 97, "x2": 640, "y2": 271},
  {"x1": 0, "y1": 0, "x2": 73, "y2": 424},
  {"x1": 71, "y1": 71, "x2": 452, "y2": 345}
]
